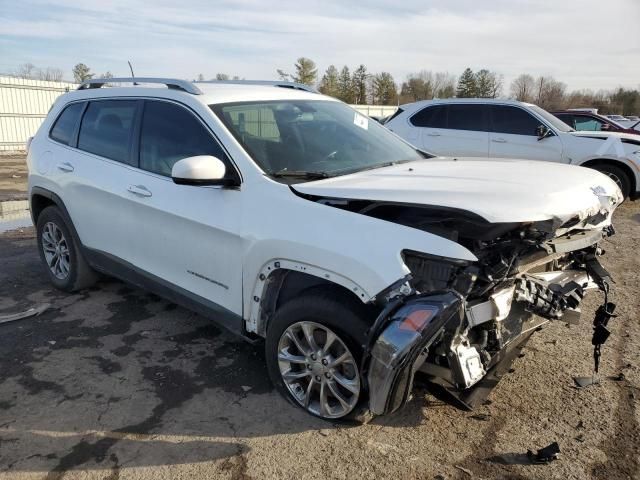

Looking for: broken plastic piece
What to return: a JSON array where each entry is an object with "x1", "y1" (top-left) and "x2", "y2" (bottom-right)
[
  {"x1": 573, "y1": 376, "x2": 600, "y2": 388},
  {"x1": 527, "y1": 442, "x2": 560, "y2": 464},
  {"x1": 0, "y1": 303, "x2": 51, "y2": 325}
]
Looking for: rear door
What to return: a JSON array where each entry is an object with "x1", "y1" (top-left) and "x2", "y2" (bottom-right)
[
  {"x1": 441, "y1": 104, "x2": 489, "y2": 156},
  {"x1": 406, "y1": 104, "x2": 489, "y2": 157},
  {"x1": 488, "y1": 105, "x2": 563, "y2": 162},
  {"x1": 121, "y1": 99, "x2": 244, "y2": 324},
  {"x1": 59, "y1": 99, "x2": 142, "y2": 262}
]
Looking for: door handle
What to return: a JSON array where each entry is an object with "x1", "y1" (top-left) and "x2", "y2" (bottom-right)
[
  {"x1": 57, "y1": 162, "x2": 74, "y2": 172},
  {"x1": 426, "y1": 132, "x2": 441, "y2": 137},
  {"x1": 127, "y1": 185, "x2": 152, "y2": 197},
  {"x1": 491, "y1": 138, "x2": 507, "y2": 143}
]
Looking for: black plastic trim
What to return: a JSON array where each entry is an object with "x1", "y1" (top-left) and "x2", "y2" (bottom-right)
[{"x1": 83, "y1": 247, "x2": 244, "y2": 335}]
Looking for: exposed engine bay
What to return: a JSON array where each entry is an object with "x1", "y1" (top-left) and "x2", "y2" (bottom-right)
[{"x1": 303, "y1": 194, "x2": 619, "y2": 414}]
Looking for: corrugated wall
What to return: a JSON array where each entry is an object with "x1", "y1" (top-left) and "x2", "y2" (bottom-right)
[
  {"x1": 0, "y1": 76, "x2": 77, "y2": 151},
  {"x1": 0, "y1": 76, "x2": 398, "y2": 152}
]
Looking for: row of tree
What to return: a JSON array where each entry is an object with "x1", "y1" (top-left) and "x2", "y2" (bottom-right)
[{"x1": 10, "y1": 61, "x2": 640, "y2": 114}]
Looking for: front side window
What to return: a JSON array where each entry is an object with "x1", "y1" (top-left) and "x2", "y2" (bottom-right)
[
  {"x1": 78, "y1": 100, "x2": 137, "y2": 163},
  {"x1": 410, "y1": 105, "x2": 447, "y2": 128},
  {"x1": 139, "y1": 101, "x2": 229, "y2": 177},
  {"x1": 490, "y1": 105, "x2": 540, "y2": 136},
  {"x1": 447, "y1": 104, "x2": 488, "y2": 131},
  {"x1": 212, "y1": 100, "x2": 424, "y2": 179},
  {"x1": 50, "y1": 102, "x2": 84, "y2": 146},
  {"x1": 555, "y1": 113, "x2": 575, "y2": 128}
]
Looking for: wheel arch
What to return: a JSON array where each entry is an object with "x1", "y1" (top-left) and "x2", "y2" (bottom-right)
[
  {"x1": 30, "y1": 187, "x2": 83, "y2": 247},
  {"x1": 246, "y1": 260, "x2": 375, "y2": 337},
  {"x1": 578, "y1": 158, "x2": 637, "y2": 194}
]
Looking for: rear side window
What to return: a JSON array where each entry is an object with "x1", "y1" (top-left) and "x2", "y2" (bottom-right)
[
  {"x1": 490, "y1": 105, "x2": 540, "y2": 136},
  {"x1": 50, "y1": 103, "x2": 84, "y2": 146},
  {"x1": 447, "y1": 104, "x2": 487, "y2": 131},
  {"x1": 78, "y1": 100, "x2": 137, "y2": 163},
  {"x1": 139, "y1": 101, "x2": 229, "y2": 177},
  {"x1": 410, "y1": 105, "x2": 447, "y2": 128},
  {"x1": 574, "y1": 115, "x2": 603, "y2": 131},
  {"x1": 384, "y1": 107, "x2": 404, "y2": 124}
]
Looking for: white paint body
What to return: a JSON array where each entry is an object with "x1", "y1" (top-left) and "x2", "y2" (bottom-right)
[
  {"x1": 385, "y1": 98, "x2": 640, "y2": 195},
  {"x1": 27, "y1": 85, "x2": 623, "y2": 335}
]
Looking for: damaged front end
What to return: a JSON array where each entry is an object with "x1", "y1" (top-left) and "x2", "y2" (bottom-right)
[{"x1": 364, "y1": 211, "x2": 616, "y2": 416}]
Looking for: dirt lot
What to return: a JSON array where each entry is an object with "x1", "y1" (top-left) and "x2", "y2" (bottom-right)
[
  {"x1": 0, "y1": 154, "x2": 28, "y2": 202},
  {"x1": 0, "y1": 202, "x2": 638, "y2": 479}
]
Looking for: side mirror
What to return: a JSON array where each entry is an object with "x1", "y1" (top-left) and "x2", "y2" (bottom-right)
[
  {"x1": 600, "y1": 123, "x2": 610, "y2": 131},
  {"x1": 171, "y1": 155, "x2": 235, "y2": 186},
  {"x1": 536, "y1": 125, "x2": 551, "y2": 140}
]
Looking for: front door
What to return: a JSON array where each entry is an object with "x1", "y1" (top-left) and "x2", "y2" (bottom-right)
[
  {"x1": 488, "y1": 105, "x2": 563, "y2": 162},
  {"x1": 123, "y1": 99, "x2": 244, "y2": 323}
]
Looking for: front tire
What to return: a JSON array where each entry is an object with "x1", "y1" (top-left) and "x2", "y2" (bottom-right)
[
  {"x1": 36, "y1": 206, "x2": 98, "y2": 292},
  {"x1": 592, "y1": 163, "x2": 631, "y2": 198},
  {"x1": 265, "y1": 288, "x2": 371, "y2": 421}
]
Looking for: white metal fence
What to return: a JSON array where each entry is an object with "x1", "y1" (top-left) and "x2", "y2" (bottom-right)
[
  {"x1": 0, "y1": 76, "x2": 398, "y2": 152},
  {"x1": 0, "y1": 76, "x2": 77, "y2": 151}
]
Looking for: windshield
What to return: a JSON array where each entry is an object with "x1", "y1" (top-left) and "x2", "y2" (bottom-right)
[
  {"x1": 529, "y1": 105, "x2": 574, "y2": 132},
  {"x1": 211, "y1": 100, "x2": 424, "y2": 179}
]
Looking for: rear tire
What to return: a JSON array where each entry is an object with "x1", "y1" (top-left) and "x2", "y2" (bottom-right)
[
  {"x1": 592, "y1": 163, "x2": 631, "y2": 198},
  {"x1": 265, "y1": 287, "x2": 372, "y2": 422},
  {"x1": 36, "y1": 206, "x2": 98, "y2": 292}
]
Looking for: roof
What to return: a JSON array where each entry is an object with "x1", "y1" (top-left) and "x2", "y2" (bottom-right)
[
  {"x1": 399, "y1": 97, "x2": 535, "y2": 112},
  {"x1": 71, "y1": 78, "x2": 331, "y2": 105}
]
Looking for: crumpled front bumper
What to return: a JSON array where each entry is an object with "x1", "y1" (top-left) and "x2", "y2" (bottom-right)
[
  {"x1": 365, "y1": 255, "x2": 614, "y2": 416},
  {"x1": 365, "y1": 292, "x2": 463, "y2": 416}
]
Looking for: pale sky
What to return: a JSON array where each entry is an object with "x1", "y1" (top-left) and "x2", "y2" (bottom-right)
[{"x1": 1, "y1": 0, "x2": 639, "y2": 92}]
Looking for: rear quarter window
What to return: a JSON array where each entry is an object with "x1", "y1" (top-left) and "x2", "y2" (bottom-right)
[
  {"x1": 410, "y1": 105, "x2": 447, "y2": 128},
  {"x1": 49, "y1": 102, "x2": 84, "y2": 146}
]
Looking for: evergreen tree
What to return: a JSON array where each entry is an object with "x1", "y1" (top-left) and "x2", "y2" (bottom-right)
[
  {"x1": 456, "y1": 68, "x2": 476, "y2": 98},
  {"x1": 372, "y1": 72, "x2": 398, "y2": 105},
  {"x1": 292, "y1": 57, "x2": 317, "y2": 86},
  {"x1": 351, "y1": 64, "x2": 368, "y2": 104},
  {"x1": 318, "y1": 65, "x2": 339, "y2": 97},
  {"x1": 72, "y1": 63, "x2": 93, "y2": 83},
  {"x1": 337, "y1": 66, "x2": 353, "y2": 103},
  {"x1": 475, "y1": 69, "x2": 502, "y2": 98}
]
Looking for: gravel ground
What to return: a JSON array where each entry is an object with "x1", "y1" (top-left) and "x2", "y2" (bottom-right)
[
  {"x1": 0, "y1": 202, "x2": 638, "y2": 480},
  {"x1": 0, "y1": 154, "x2": 28, "y2": 202}
]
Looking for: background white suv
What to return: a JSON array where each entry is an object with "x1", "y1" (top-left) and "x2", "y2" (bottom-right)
[
  {"x1": 385, "y1": 99, "x2": 640, "y2": 198},
  {"x1": 27, "y1": 79, "x2": 621, "y2": 421}
]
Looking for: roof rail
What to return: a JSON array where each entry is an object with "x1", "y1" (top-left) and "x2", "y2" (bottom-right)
[
  {"x1": 195, "y1": 80, "x2": 317, "y2": 93},
  {"x1": 77, "y1": 78, "x2": 203, "y2": 95}
]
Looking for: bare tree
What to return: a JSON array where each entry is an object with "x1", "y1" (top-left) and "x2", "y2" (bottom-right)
[
  {"x1": 215, "y1": 73, "x2": 230, "y2": 80},
  {"x1": 16, "y1": 63, "x2": 37, "y2": 79},
  {"x1": 510, "y1": 74, "x2": 535, "y2": 102},
  {"x1": 38, "y1": 67, "x2": 64, "y2": 82},
  {"x1": 534, "y1": 76, "x2": 566, "y2": 110}
]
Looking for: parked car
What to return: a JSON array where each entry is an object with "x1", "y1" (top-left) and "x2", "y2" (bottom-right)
[
  {"x1": 28, "y1": 78, "x2": 622, "y2": 420},
  {"x1": 385, "y1": 99, "x2": 640, "y2": 198},
  {"x1": 605, "y1": 114, "x2": 635, "y2": 128},
  {"x1": 552, "y1": 110, "x2": 640, "y2": 136}
]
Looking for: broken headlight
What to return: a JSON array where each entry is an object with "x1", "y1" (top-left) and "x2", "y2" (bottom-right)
[{"x1": 402, "y1": 250, "x2": 477, "y2": 297}]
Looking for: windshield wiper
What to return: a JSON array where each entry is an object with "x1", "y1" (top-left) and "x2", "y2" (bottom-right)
[{"x1": 271, "y1": 170, "x2": 330, "y2": 179}]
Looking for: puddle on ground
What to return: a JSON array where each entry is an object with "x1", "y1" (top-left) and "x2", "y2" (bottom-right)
[{"x1": 0, "y1": 209, "x2": 32, "y2": 233}]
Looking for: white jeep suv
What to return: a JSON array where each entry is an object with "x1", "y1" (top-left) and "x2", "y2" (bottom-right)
[
  {"x1": 27, "y1": 78, "x2": 622, "y2": 420},
  {"x1": 385, "y1": 98, "x2": 640, "y2": 198}
]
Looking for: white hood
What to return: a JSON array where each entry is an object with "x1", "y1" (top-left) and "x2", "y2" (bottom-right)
[{"x1": 292, "y1": 158, "x2": 622, "y2": 224}]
